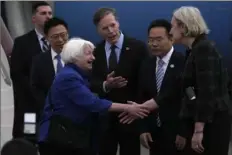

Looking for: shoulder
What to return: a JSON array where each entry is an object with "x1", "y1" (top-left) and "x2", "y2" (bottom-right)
[
  {"x1": 193, "y1": 39, "x2": 217, "y2": 55},
  {"x1": 140, "y1": 55, "x2": 154, "y2": 70},
  {"x1": 125, "y1": 36, "x2": 146, "y2": 47},
  {"x1": 172, "y1": 50, "x2": 185, "y2": 62},
  {"x1": 56, "y1": 66, "x2": 83, "y2": 82},
  {"x1": 14, "y1": 30, "x2": 36, "y2": 43}
]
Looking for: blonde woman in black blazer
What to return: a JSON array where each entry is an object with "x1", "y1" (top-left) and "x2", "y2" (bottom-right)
[{"x1": 170, "y1": 6, "x2": 232, "y2": 155}]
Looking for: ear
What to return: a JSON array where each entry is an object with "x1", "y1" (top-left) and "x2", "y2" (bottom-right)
[{"x1": 32, "y1": 15, "x2": 36, "y2": 24}]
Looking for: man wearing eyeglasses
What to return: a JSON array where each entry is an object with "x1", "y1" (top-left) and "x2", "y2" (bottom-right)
[{"x1": 30, "y1": 17, "x2": 68, "y2": 121}]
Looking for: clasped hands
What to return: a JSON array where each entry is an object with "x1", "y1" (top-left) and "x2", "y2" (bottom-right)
[
  {"x1": 103, "y1": 72, "x2": 157, "y2": 124},
  {"x1": 119, "y1": 99, "x2": 158, "y2": 124}
]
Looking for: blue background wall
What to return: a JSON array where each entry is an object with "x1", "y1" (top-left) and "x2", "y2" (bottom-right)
[{"x1": 55, "y1": 1, "x2": 232, "y2": 72}]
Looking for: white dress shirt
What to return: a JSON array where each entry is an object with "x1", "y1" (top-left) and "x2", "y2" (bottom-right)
[
  {"x1": 156, "y1": 46, "x2": 174, "y2": 75},
  {"x1": 35, "y1": 28, "x2": 49, "y2": 52}
]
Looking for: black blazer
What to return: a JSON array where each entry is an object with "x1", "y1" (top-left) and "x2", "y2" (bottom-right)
[
  {"x1": 180, "y1": 34, "x2": 231, "y2": 123},
  {"x1": 30, "y1": 51, "x2": 55, "y2": 114},
  {"x1": 91, "y1": 36, "x2": 148, "y2": 103},
  {"x1": 90, "y1": 36, "x2": 148, "y2": 131},
  {"x1": 10, "y1": 30, "x2": 43, "y2": 138},
  {"x1": 138, "y1": 51, "x2": 185, "y2": 137}
]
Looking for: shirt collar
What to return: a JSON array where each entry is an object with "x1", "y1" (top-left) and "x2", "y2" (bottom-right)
[
  {"x1": 35, "y1": 28, "x2": 44, "y2": 41},
  {"x1": 157, "y1": 46, "x2": 174, "y2": 64},
  {"x1": 105, "y1": 32, "x2": 124, "y2": 51},
  {"x1": 51, "y1": 48, "x2": 59, "y2": 60}
]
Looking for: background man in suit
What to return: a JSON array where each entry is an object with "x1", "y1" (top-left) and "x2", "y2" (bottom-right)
[
  {"x1": 30, "y1": 17, "x2": 68, "y2": 119},
  {"x1": 137, "y1": 19, "x2": 186, "y2": 155},
  {"x1": 91, "y1": 7, "x2": 148, "y2": 155},
  {"x1": 10, "y1": 1, "x2": 52, "y2": 140}
]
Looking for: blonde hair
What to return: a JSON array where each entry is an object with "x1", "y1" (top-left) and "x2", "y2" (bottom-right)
[
  {"x1": 61, "y1": 37, "x2": 95, "y2": 64},
  {"x1": 173, "y1": 6, "x2": 210, "y2": 37}
]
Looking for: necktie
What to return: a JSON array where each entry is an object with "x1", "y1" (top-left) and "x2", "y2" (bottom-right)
[
  {"x1": 41, "y1": 37, "x2": 50, "y2": 52},
  {"x1": 55, "y1": 54, "x2": 63, "y2": 73},
  {"x1": 156, "y1": 59, "x2": 165, "y2": 127},
  {"x1": 108, "y1": 45, "x2": 117, "y2": 73}
]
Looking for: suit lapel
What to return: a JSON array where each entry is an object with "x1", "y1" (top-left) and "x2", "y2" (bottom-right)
[
  {"x1": 151, "y1": 57, "x2": 158, "y2": 94},
  {"x1": 45, "y1": 51, "x2": 55, "y2": 80},
  {"x1": 115, "y1": 37, "x2": 130, "y2": 73},
  {"x1": 98, "y1": 42, "x2": 109, "y2": 74},
  {"x1": 158, "y1": 51, "x2": 177, "y2": 94},
  {"x1": 30, "y1": 30, "x2": 43, "y2": 54}
]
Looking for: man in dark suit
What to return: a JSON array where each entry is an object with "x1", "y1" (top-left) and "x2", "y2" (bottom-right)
[
  {"x1": 90, "y1": 7, "x2": 148, "y2": 155},
  {"x1": 10, "y1": 1, "x2": 52, "y2": 139},
  {"x1": 30, "y1": 17, "x2": 68, "y2": 118},
  {"x1": 137, "y1": 19, "x2": 186, "y2": 155}
]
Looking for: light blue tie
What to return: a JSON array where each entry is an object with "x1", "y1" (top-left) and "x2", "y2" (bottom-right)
[
  {"x1": 55, "y1": 54, "x2": 63, "y2": 73},
  {"x1": 156, "y1": 59, "x2": 165, "y2": 127}
]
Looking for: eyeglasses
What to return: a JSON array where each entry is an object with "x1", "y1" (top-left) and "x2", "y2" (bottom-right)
[
  {"x1": 50, "y1": 32, "x2": 68, "y2": 40},
  {"x1": 148, "y1": 37, "x2": 163, "y2": 44}
]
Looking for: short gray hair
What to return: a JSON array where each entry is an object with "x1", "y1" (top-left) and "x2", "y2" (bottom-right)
[
  {"x1": 173, "y1": 6, "x2": 210, "y2": 37},
  {"x1": 61, "y1": 37, "x2": 95, "y2": 64}
]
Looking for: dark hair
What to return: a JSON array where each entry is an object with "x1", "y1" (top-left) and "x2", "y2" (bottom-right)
[
  {"x1": 32, "y1": 1, "x2": 50, "y2": 14},
  {"x1": 44, "y1": 17, "x2": 68, "y2": 35},
  {"x1": 93, "y1": 7, "x2": 117, "y2": 26},
  {"x1": 1, "y1": 138, "x2": 38, "y2": 155},
  {"x1": 147, "y1": 19, "x2": 172, "y2": 36}
]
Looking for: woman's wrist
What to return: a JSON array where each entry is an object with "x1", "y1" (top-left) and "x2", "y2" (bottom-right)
[{"x1": 194, "y1": 122, "x2": 205, "y2": 133}]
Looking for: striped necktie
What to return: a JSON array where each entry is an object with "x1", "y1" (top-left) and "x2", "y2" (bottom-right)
[
  {"x1": 55, "y1": 54, "x2": 63, "y2": 73},
  {"x1": 156, "y1": 59, "x2": 165, "y2": 127},
  {"x1": 41, "y1": 37, "x2": 50, "y2": 52}
]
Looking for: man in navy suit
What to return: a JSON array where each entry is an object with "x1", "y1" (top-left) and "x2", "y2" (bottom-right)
[{"x1": 91, "y1": 7, "x2": 148, "y2": 155}]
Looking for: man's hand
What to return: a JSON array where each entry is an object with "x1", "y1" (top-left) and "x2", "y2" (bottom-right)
[
  {"x1": 141, "y1": 98, "x2": 159, "y2": 111},
  {"x1": 104, "y1": 71, "x2": 128, "y2": 91},
  {"x1": 118, "y1": 99, "x2": 158, "y2": 124},
  {"x1": 118, "y1": 101, "x2": 150, "y2": 124},
  {"x1": 140, "y1": 133, "x2": 153, "y2": 149},
  {"x1": 175, "y1": 135, "x2": 186, "y2": 150}
]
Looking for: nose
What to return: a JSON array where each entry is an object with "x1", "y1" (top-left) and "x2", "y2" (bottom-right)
[
  {"x1": 108, "y1": 27, "x2": 113, "y2": 33},
  {"x1": 46, "y1": 13, "x2": 52, "y2": 19},
  {"x1": 92, "y1": 55, "x2": 95, "y2": 60}
]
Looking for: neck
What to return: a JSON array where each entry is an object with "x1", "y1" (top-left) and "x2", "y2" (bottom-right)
[
  {"x1": 35, "y1": 25, "x2": 44, "y2": 36},
  {"x1": 182, "y1": 37, "x2": 195, "y2": 49},
  {"x1": 159, "y1": 46, "x2": 172, "y2": 58}
]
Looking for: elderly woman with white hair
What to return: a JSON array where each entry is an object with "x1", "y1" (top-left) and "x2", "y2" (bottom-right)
[
  {"x1": 169, "y1": 6, "x2": 231, "y2": 155},
  {"x1": 38, "y1": 38, "x2": 154, "y2": 155}
]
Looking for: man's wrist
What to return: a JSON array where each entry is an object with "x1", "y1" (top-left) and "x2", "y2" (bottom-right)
[{"x1": 103, "y1": 81, "x2": 110, "y2": 93}]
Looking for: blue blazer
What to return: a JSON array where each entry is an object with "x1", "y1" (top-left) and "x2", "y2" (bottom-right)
[{"x1": 38, "y1": 63, "x2": 112, "y2": 142}]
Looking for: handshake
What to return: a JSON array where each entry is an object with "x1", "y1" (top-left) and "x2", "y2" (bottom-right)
[{"x1": 118, "y1": 99, "x2": 158, "y2": 124}]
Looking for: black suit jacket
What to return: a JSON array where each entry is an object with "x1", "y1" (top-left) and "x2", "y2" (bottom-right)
[
  {"x1": 30, "y1": 51, "x2": 55, "y2": 115},
  {"x1": 90, "y1": 36, "x2": 148, "y2": 131},
  {"x1": 10, "y1": 30, "x2": 43, "y2": 138},
  {"x1": 180, "y1": 34, "x2": 231, "y2": 123},
  {"x1": 138, "y1": 50, "x2": 185, "y2": 138}
]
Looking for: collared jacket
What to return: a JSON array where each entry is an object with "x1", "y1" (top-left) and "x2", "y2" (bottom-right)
[{"x1": 38, "y1": 63, "x2": 112, "y2": 143}]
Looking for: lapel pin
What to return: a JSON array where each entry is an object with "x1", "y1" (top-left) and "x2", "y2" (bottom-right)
[
  {"x1": 170, "y1": 64, "x2": 175, "y2": 68},
  {"x1": 126, "y1": 47, "x2": 130, "y2": 50}
]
